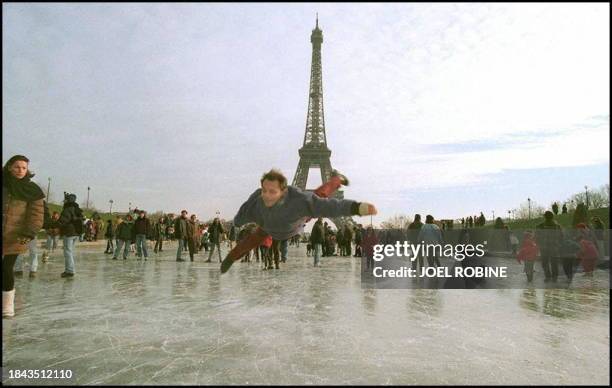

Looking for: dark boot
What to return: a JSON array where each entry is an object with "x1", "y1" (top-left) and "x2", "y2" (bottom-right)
[{"x1": 220, "y1": 256, "x2": 235, "y2": 274}]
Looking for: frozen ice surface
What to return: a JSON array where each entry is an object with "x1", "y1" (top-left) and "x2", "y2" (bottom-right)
[{"x1": 2, "y1": 243, "x2": 609, "y2": 385}]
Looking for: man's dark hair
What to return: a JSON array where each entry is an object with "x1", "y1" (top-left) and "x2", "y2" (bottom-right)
[
  {"x1": 260, "y1": 169, "x2": 287, "y2": 190},
  {"x1": 414, "y1": 214, "x2": 421, "y2": 221},
  {"x1": 425, "y1": 215, "x2": 434, "y2": 224}
]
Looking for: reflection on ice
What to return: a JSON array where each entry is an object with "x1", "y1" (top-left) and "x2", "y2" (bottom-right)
[{"x1": 2, "y1": 243, "x2": 609, "y2": 385}]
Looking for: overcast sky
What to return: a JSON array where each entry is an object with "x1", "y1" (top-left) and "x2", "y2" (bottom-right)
[{"x1": 3, "y1": 3, "x2": 609, "y2": 225}]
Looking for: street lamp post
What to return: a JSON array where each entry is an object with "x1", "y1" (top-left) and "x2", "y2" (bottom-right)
[
  {"x1": 86, "y1": 186, "x2": 90, "y2": 210},
  {"x1": 109, "y1": 199, "x2": 113, "y2": 215},
  {"x1": 528, "y1": 198, "x2": 531, "y2": 220},
  {"x1": 46, "y1": 177, "x2": 51, "y2": 200},
  {"x1": 507, "y1": 210, "x2": 511, "y2": 222}
]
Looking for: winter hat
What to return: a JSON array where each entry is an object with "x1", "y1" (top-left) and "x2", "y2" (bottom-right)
[{"x1": 64, "y1": 192, "x2": 77, "y2": 203}]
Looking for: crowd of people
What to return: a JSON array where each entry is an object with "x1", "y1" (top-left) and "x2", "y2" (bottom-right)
[
  {"x1": 2, "y1": 157, "x2": 380, "y2": 316},
  {"x1": 514, "y1": 211, "x2": 604, "y2": 283},
  {"x1": 2, "y1": 154, "x2": 607, "y2": 319},
  {"x1": 359, "y1": 211, "x2": 607, "y2": 285},
  {"x1": 459, "y1": 212, "x2": 487, "y2": 228},
  {"x1": 98, "y1": 211, "x2": 230, "y2": 263}
]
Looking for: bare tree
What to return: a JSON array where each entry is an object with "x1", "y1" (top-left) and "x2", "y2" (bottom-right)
[
  {"x1": 516, "y1": 200, "x2": 545, "y2": 220},
  {"x1": 589, "y1": 184, "x2": 610, "y2": 208},
  {"x1": 380, "y1": 214, "x2": 412, "y2": 229}
]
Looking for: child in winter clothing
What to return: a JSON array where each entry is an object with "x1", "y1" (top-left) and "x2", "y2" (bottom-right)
[
  {"x1": 576, "y1": 224, "x2": 599, "y2": 277},
  {"x1": 517, "y1": 231, "x2": 539, "y2": 282}
]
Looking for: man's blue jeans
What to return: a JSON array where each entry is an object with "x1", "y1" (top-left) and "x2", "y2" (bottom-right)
[
  {"x1": 135, "y1": 234, "x2": 148, "y2": 258},
  {"x1": 313, "y1": 243, "x2": 322, "y2": 266},
  {"x1": 177, "y1": 238, "x2": 187, "y2": 259},
  {"x1": 15, "y1": 238, "x2": 39, "y2": 272},
  {"x1": 281, "y1": 239, "x2": 288, "y2": 261},
  {"x1": 208, "y1": 242, "x2": 222, "y2": 262},
  {"x1": 46, "y1": 234, "x2": 59, "y2": 251},
  {"x1": 114, "y1": 239, "x2": 131, "y2": 259},
  {"x1": 63, "y1": 236, "x2": 80, "y2": 274}
]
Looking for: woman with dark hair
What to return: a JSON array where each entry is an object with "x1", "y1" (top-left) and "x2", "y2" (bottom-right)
[{"x1": 2, "y1": 155, "x2": 45, "y2": 318}]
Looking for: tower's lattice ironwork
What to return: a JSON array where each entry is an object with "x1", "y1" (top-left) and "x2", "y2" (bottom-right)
[{"x1": 291, "y1": 17, "x2": 353, "y2": 228}]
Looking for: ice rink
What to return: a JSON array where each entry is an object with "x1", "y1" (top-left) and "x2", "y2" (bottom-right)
[{"x1": 2, "y1": 242, "x2": 609, "y2": 385}]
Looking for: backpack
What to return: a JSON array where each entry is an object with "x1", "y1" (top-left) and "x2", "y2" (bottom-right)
[{"x1": 73, "y1": 207, "x2": 84, "y2": 235}]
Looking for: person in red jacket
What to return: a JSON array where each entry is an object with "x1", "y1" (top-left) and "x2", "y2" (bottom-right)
[
  {"x1": 260, "y1": 235, "x2": 274, "y2": 270},
  {"x1": 576, "y1": 224, "x2": 599, "y2": 276},
  {"x1": 361, "y1": 227, "x2": 379, "y2": 272},
  {"x1": 517, "y1": 231, "x2": 539, "y2": 283}
]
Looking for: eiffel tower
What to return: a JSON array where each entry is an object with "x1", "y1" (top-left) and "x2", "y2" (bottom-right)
[{"x1": 291, "y1": 16, "x2": 352, "y2": 228}]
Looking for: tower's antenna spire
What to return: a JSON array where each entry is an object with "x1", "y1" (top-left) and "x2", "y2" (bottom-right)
[{"x1": 316, "y1": 13, "x2": 318, "y2": 28}]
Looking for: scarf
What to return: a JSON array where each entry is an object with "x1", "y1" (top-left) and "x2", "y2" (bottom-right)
[{"x1": 2, "y1": 171, "x2": 45, "y2": 202}]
